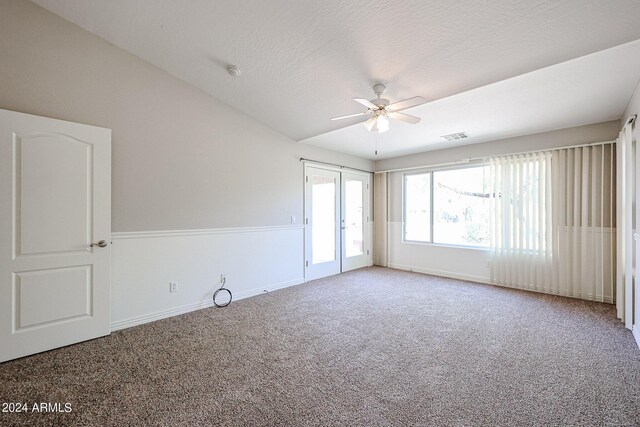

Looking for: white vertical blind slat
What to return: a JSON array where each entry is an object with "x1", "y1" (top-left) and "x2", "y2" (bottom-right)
[
  {"x1": 536, "y1": 152, "x2": 543, "y2": 288},
  {"x1": 518, "y1": 155, "x2": 524, "y2": 287},
  {"x1": 581, "y1": 148, "x2": 589, "y2": 299},
  {"x1": 610, "y1": 144, "x2": 615, "y2": 305},
  {"x1": 623, "y1": 124, "x2": 634, "y2": 327},
  {"x1": 511, "y1": 156, "x2": 516, "y2": 286},
  {"x1": 559, "y1": 150, "x2": 568, "y2": 296},
  {"x1": 553, "y1": 151, "x2": 560, "y2": 293},
  {"x1": 545, "y1": 152, "x2": 553, "y2": 290},
  {"x1": 598, "y1": 145, "x2": 604, "y2": 301},
  {"x1": 573, "y1": 148, "x2": 581, "y2": 297},
  {"x1": 528, "y1": 153, "x2": 535, "y2": 287},
  {"x1": 616, "y1": 133, "x2": 624, "y2": 318}
]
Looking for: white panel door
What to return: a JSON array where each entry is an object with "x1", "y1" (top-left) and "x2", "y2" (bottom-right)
[
  {"x1": 0, "y1": 109, "x2": 111, "y2": 363},
  {"x1": 305, "y1": 167, "x2": 341, "y2": 281},
  {"x1": 341, "y1": 171, "x2": 371, "y2": 272}
]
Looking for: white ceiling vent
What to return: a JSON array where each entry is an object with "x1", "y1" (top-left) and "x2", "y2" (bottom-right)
[{"x1": 441, "y1": 132, "x2": 470, "y2": 141}]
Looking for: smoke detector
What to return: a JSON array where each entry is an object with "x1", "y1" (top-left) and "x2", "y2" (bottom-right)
[{"x1": 226, "y1": 64, "x2": 241, "y2": 77}]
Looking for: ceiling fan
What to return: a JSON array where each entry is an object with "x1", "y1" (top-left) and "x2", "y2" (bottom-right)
[{"x1": 331, "y1": 84, "x2": 426, "y2": 133}]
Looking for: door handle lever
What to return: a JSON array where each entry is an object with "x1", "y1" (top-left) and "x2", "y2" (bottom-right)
[{"x1": 90, "y1": 240, "x2": 108, "y2": 248}]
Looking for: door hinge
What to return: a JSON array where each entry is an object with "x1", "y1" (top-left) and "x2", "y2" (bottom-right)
[
  {"x1": 305, "y1": 260, "x2": 309, "y2": 267},
  {"x1": 367, "y1": 183, "x2": 369, "y2": 189},
  {"x1": 305, "y1": 176, "x2": 308, "y2": 182},
  {"x1": 305, "y1": 218, "x2": 309, "y2": 225},
  {"x1": 367, "y1": 249, "x2": 370, "y2": 255}
]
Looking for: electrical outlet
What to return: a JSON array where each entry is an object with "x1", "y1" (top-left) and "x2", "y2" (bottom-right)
[
  {"x1": 220, "y1": 274, "x2": 226, "y2": 284},
  {"x1": 291, "y1": 215, "x2": 296, "y2": 224},
  {"x1": 169, "y1": 282, "x2": 178, "y2": 293}
]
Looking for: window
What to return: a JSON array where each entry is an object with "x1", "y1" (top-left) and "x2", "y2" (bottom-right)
[
  {"x1": 404, "y1": 165, "x2": 489, "y2": 247},
  {"x1": 404, "y1": 173, "x2": 431, "y2": 242}
]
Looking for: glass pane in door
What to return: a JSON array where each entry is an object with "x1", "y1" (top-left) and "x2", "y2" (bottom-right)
[
  {"x1": 312, "y1": 175, "x2": 336, "y2": 264},
  {"x1": 345, "y1": 179, "x2": 364, "y2": 257}
]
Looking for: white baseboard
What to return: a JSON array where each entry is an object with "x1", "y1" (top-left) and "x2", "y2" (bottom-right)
[
  {"x1": 633, "y1": 325, "x2": 640, "y2": 350},
  {"x1": 388, "y1": 262, "x2": 615, "y2": 304},
  {"x1": 388, "y1": 263, "x2": 492, "y2": 285},
  {"x1": 488, "y1": 278, "x2": 614, "y2": 303},
  {"x1": 111, "y1": 277, "x2": 305, "y2": 331}
]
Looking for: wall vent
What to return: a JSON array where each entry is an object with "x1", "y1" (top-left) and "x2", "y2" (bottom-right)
[{"x1": 441, "y1": 132, "x2": 470, "y2": 141}]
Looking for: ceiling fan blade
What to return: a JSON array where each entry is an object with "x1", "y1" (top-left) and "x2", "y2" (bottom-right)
[
  {"x1": 386, "y1": 96, "x2": 426, "y2": 112},
  {"x1": 331, "y1": 112, "x2": 367, "y2": 121},
  {"x1": 353, "y1": 98, "x2": 378, "y2": 109},
  {"x1": 388, "y1": 111, "x2": 421, "y2": 124}
]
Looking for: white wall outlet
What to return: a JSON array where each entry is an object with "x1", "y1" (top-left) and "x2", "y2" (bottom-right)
[
  {"x1": 220, "y1": 274, "x2": 226, "y2": 284},
  {"x1": 291, "y1": 215, "x2": 296, "y2": 224},
  {"x1": 169, "y1": 282, "x2": 178, "y2": 293}
]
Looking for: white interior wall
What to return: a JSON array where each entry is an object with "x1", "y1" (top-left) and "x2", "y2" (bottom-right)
[
  {"x1": 0, "y1": 0, "x2": 373, "y2": 232},
  {"x1": 622, "y1": 80, "x2": 639, "y2": 244},
  {"x1": 622, "y1": 80, "x2": 640, "y2": 124},
  {"x1": 0, "y1": 0, "x2": 373, "y2": 328},
  {"x1": 110, "y1": 227, "x2": 304, "y2": 330},
  {"x1": 376, "y1": 121, "x2": 620, "y2": 173},
  {"x1": 378, "y1": 121, "x2": 620, "y2": 284}
]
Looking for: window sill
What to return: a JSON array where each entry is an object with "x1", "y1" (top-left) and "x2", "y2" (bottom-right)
[{"x1": 402, "y1": 240, "x2": 490, "y2": 251}]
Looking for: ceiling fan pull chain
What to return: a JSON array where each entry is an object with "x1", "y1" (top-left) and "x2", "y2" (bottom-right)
[{"x1": 375, "y1": 133, "x2": 379, "y2": 156}]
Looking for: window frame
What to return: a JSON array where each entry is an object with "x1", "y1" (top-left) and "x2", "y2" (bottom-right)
[{"x1": 402, "y1": 162, "x2": 490, "y2": 250}]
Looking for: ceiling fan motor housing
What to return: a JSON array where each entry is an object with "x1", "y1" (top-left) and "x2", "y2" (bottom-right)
[
  {"x1": 371, "y1": 98, "x2": 390, "y2": 109},
  {"x1": 371, "y1": 84, "x2": 389, "y2": 108}
]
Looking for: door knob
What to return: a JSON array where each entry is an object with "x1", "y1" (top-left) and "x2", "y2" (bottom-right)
[{"x1": 90, "y1": 240, "x2": 108, "y2": 248}]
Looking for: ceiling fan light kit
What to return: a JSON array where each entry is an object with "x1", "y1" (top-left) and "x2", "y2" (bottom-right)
[
  {"x1": 363, "y1": 112, "x2": 389, "y2": 133},
  {"x1": 331, "y1": 84, "x2": 426, "y2": 134}
]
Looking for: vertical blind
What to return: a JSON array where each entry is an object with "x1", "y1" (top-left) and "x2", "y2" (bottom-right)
[
  {"x1": 373, "y1": 172, "x2": 389, "y2": 267},
  {"x1": 616, "y1": 120, "x2": 635, "y2": 327},
  {"x1": 489, "y1": 143, "x2": 616, "y2": 302}
]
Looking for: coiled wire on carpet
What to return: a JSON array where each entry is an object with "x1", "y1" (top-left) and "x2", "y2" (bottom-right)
[{"x1": 213, "y1": 277, "x2": 232, "y2": 308}]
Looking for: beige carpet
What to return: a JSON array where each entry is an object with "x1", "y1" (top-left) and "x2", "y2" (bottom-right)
[{"x1": 1, "y1": 267, "x2": 639, "y2": 426}]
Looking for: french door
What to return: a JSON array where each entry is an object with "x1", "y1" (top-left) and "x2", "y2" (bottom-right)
[{"x1": 304, "y1": 165, "x2": 371, "y2": 281}]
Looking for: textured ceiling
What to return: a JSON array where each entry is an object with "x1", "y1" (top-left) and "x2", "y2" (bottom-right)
[
  {"x1": 302, "y1": 40, "x2": 640, "y2": 159},
  {"x1": 32, "y1": 0, "x2": 640, "y2": 157}
]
